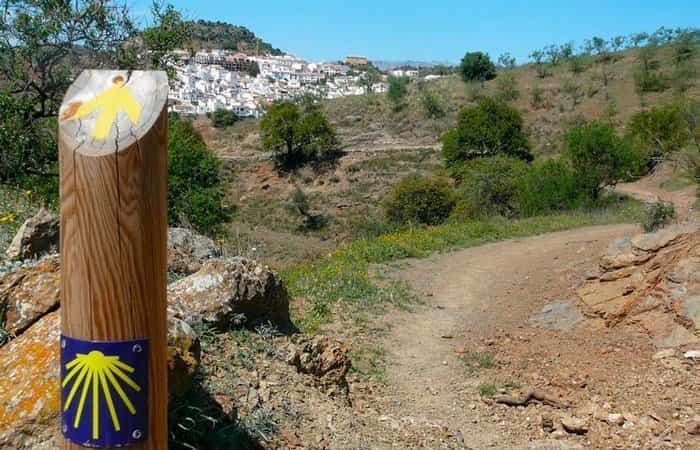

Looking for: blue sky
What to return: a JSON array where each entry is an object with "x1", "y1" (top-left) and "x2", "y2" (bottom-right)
[{"x1": 133, "y1": 0, "x2": 700, "y2": 63}]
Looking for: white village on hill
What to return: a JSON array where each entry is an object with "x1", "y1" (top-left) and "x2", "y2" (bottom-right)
[{"x1": 167, "y1": 50, "x2": 424, "y2": 117}]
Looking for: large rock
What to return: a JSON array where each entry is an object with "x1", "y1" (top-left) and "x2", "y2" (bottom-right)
[
  {"x1": 168, "y1": 257, "x2": 290, "y2": 328},
  {"x1": 0, "y1": 312, "x2": 200, "y2": 449},
  {"x1": 168, "y1": 227, "x2": 222, "y2": 275},
  {"x1": 577, "y1": 224, "x2": 700, "y2": 346},
  {"x1": 0, "y1": 255, "x2": 60, "y2": 337},
  {"x1": 286, "y1": 336, "x2": 351, "y2": 396},
  {"x1": 5, "y1": 207, "x2": 59, "y2": 260},
  {"x1": 0, "y1": 311, "x2": 60, "y2": 449}
]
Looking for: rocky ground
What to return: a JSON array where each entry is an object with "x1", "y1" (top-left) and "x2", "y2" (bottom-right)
[{"x1": 1, "y1": 175, "x2": 699, "y2": 449}]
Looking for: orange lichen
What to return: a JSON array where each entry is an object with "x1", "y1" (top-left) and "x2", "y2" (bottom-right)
[{"x1": 0, "y1": 311, "x2": 60, "y2": 439}]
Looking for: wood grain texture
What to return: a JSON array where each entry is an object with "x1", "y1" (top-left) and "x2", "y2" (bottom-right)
[{"x1": 59, "y1": 70, "x2": 168, "y2": 450}]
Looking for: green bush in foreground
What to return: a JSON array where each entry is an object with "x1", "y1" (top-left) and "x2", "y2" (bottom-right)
[
  {"x1": 451, "y1": 156, "x2": 528, "y2": 219},
  {"x1": 382, "y1": 175, "x2": 456, "y2": 226},
  {"x1": 515, "y1": 160, "x2": 588, "y2": 217},
  {"x1": 642, "y1": 201, "x2": 676, "y2": 232},
  {"x1": 168, "y1": 115, "x2": 230, "y2": 234},
  {"x1": 565, "y1": 120, "x2": 642, "y2": 198}
]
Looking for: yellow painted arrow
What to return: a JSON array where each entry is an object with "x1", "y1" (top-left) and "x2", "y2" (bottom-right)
[{"x1": 63, "y1": 77, "x2": 142, "y2": 140}]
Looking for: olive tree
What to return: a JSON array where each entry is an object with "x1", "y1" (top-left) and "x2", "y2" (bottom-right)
[{"x1": 459, "y1": 51, "x2": 496, "y2": 84}]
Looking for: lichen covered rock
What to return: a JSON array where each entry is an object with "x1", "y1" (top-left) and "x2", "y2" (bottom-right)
[
  {"x1": 168, "y1": 257, "x2": 290, "y2": 328},
  {"x1": 0, "y1": 311, "x2": 61, "y2": 449},
  {"x1": 167, "y1": 315, "x2": 202, "y2": 398},
  {"x1": 167, "y1": 227, "x2": 221, "y2": 275},
  {"x1": 0, "y1": 255, "x2": 60, "y2": 337},
  {"x1": 0, "y1": 312, "x2": 201, "y2": 449}
]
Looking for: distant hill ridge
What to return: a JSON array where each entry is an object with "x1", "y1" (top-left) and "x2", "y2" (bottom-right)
[{"x1": 188, "y1": 20, "x2": 284, "y2": 56}]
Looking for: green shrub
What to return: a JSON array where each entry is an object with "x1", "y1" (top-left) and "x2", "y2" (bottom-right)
[
  {"x1": 286, "y1": 186, "x2": 327, "y2": 231},
  {"x1": 208, "y1": 109, "x2": 239, "y2": 128},
  {"x1": 634, "y1": 69, "x2": 668, "y2": 93},
  {"x1": 260, "y1": 101, "x2": 339, "y2": 170},
  {"x1": 382, "y1": 175, "x2": 456, "y2": 225},
  {"x1": 451, "y1": 156, "x2": 528, "y2": 219},
  {"x1": 459, "y1": 51, "x2": 496, "y2": 83},
  {"x1": 565, "y1": 120, "x2": 641, "y2": 198},
  {"x1": 529, "y1": 86, "x2": 546, "y2": 109},
  {"x1": 495, "y1": 72, "x2": 520, "y2": 102},
  {"x1": 168, "y1": 115, "x2": 230, "y2": 234},
  {"x1": 628, "y1": 103, "x2": 690, "y2": 161},
  {"x1": 515, "y1": 160, "x2": 588, "y2": 216},
  {"x1": 442, "y1": 97, "x2": 532, "y2": 168},
  {"x1": 641, "y1": 201, "x2": 676, "y2": 232},
  {"x1": 386, "y1": 75, "x2": 410, "y2": 110},
  {"x1": 420, "y1": 90, "x2": 446, "y2": 119}
]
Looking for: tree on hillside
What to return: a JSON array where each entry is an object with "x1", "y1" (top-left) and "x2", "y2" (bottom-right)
[
  {"x1": 386, "y1": 75, "x2": 410, "y2": 110},
  {"x1": 630, "y1": 32, "x2": 649, "y2": 48},
  {"x1": 442, "y1": 97, "x2": 532, "y2": 167},
  {"x1": 208, "y1": 109, "x2": 239, "y2": 128},
  {"x1": 0, "y1": 0, "x2": 189, "y2": 200},
  {"x1": 260, "y1": 101, "x2": 339, "y2": 170},
  {"x1": 609, "y1": 36, "x2": 627, "y2": 53},
  {"x1": 459, "y1": 52, "x2": 497, "y2": 84},
  {"x1": 358, "y1": 67, "x2": 381, "y2": 95},
  {"x1": 544, "y1": 45, "x2": 562, "y2": 65},
  {"x1": 628, "y1": 103, "x2": 690, "y2": 162},
  {"x1": 168, "y1": 115, "x2": 230, "y2": 233},
  {"x1": 565, "y1": 121, "x2": 639, "y2": 198},
  {"x1": 497, "y1": 53, "x2": 516, "y2": 69},
  {"x1": 634, "y1": 44, "x2": 667, "y2": 95},
  {"x1": 529, "y1": 50, "x2": 550, "y2": 78}
]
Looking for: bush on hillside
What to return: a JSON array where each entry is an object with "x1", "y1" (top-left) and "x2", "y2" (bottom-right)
[
  {"x1": 459, "y1": 52, "x2": 497, "y2": 83},
  {"x1": 382, "y1": 175, "x2": 456, "y2": 226},
  {"x1": 565, "y1": 120, "x2": 641, "y2": 198},
  {"x1": 420, "y1": 89, "x2": 446, "y2": 119},
  {"x1": 208, "y1": 109, "x2": 239, "y2": 128},
  {"x1": 641, "y1": 201, "x2": 676, "y2": 232},
  {"x1": 450, "y1": 156, "x2": 528, "y2": 219},
  {"x1": 495, "y1": 72, "x2": 520, "y2": 102},
  {"x1": 628, "y1": 103, "x2": 690, "y2": 162},
  {"x1": 386, "y1": 75, "x2": 410, "y2": 110},
  {"x1": 442, "y1": 97, "x2": 532, "y2": 168},
  {"x1": 260, "y1": 101, "x2": 339, "y2": 170},
  {"x1": 515, "y1": 160, "x2": 589, "y2": 217},
  {"x1": 634, "y1": 69, "x2": 668, "y2": 93},
  {"x1": 168, "y1": 115, "x2": 230, "y2": 234},
  {"x1": 286, "y1": 186, "x2": 327, "y2": 231}
]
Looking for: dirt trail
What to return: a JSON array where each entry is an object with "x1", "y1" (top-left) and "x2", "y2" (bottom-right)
[
  {"x1": 358, "y1": 174, "x2": 699, "y2": 448},
  {"x1": 372, "y1": 225, "x2": 636, "y2": 448},
  {"x1": 615, "y1": 166, "x2": 697, "y2": 219}
]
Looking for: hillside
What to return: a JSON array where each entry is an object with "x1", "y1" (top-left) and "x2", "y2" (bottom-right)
[
  {"x1": 195, "y1": 42, "x2": 699, "y2": 261},
  {"x1": 188, "y1": 20, "x2": 283, "y2": 55},
  {"x1": 213, "y1": 43, "x2": 699, "y2": 158}
]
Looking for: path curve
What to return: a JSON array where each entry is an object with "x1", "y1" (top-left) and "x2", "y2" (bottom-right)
[{"x1": 375, "y1": 224, "x2": 638, "y2": 448}]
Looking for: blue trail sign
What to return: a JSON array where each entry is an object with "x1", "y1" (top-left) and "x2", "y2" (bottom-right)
[{"x1": 60, "y1": 335, "x2": 149, "y2": 447}]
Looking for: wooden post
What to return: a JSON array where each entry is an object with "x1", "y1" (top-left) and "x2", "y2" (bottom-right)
[{"x1": 58, "y1": 70, "x2": 168, "y2": 450}]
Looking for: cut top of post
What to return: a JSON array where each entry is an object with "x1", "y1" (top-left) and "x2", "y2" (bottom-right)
[{"x1": 59, "y1": 70, "x2": 168, "y2": 157}]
